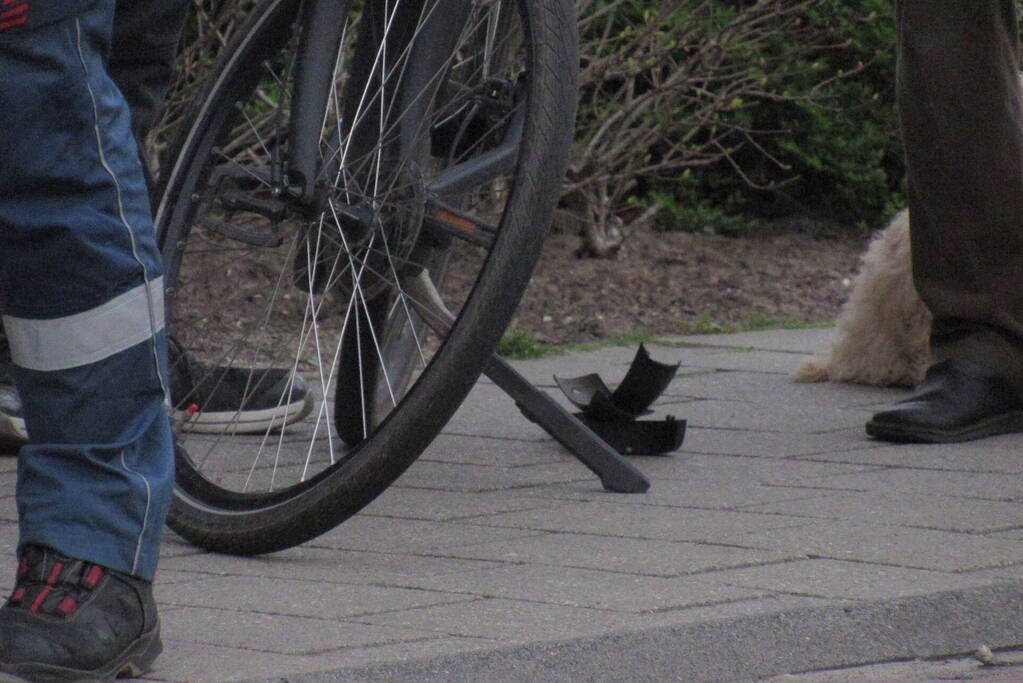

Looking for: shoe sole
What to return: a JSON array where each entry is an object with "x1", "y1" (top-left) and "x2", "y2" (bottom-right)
[
  {"x1": 174, "y1": 392, "x2": 314, "y2": 435},
  {"x1": 0, "y1": 415, "x2": 26, "y2": 444},
  {"x1": 0, "y1": 395, "x2": 313, "y2": 444},
  {"x1": 0, "y1": 624, "x2": 161, "y2": 682},
  {"x1": 866, "y1": 409, "x2": 1023, "y2": 443}
]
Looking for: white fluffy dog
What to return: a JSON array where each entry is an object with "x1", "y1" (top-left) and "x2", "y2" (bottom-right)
[{"x1": 798, "y1": 209, "x2": 932, "y2": 387}]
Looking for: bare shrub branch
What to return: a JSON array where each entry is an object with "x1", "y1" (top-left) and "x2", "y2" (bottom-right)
[{"x1": 563, "y1": 0, "x2": 837, "y2": 256}]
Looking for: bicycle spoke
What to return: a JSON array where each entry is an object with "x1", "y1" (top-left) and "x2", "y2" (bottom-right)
[{"x1": 166, "y1": 0, "x2": 545, "y2": 502}]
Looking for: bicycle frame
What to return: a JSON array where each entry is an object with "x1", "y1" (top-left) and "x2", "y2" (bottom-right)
[{"x1": 285, "y1": 0, "x2": 475, "y2": 206}]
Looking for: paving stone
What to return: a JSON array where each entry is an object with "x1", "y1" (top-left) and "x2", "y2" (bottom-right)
[
  {"x1": 743, "y1": 490, "x2": 1023, "y2": 533},
  {"x1": 436, "y1": 531, "x2": 797, "y2": 577},
  {"x1": 508, "y1": 453, "x2": 879, "y2": 509},
  {"x1": 360, "y1": 485, "x2": 566, "y2": 522},
  {"x1": 989, "y1": 528, "x2": 1023, "y2": 540},
  {"x1": 159, "y1": 545, "x2": 506, "y2": 585},
  {"x1": 709, "y1": 558, "x2": 1009, "y2": 601},
  {"x1": 664, "y1": 328, "x2": 838, "y2": 354},
  {"x1": 442, "y1": 382, "x2": 552, "y2": 441},
  {"x1": 672, "y1": 349, "x2": 814, "y2": 375},
  {"x1": 519, "y1": 476, "x2": 833, "y2": 510},
  {"x1": 463, "y1": 499, "x2": 812, "y2": 543},
  {"x1": 0, "y1": 528, "x2": 21, "y2": 590},
  {"x1": 304, "y1": 515, "x2": 547, "y2": 554},
  {"x1": 361, "y1": 596, "x2": 661, "y2": 642},
  {"x1": 795, "y1": 440, "x2": 1023, "y2": 475},
  {"x1": 560, "y1": 453, "x2": 877, "y2": 497},
  {"x1": 145, "y1": 639, "x2": 342, "y2": 682},
  {"x1": 637, "y1": 453, "x2": 880, "y2": 486},
  {"x1": 715, "y1": 520, "x2": 1023, "y2": 571},
  {"x1": 391, "y1": 458, "x2": 591, "y2": 493},
  {"x1": 153, "y1": 568, "x2": 219, "y2": 587},
  {"x1": 958, "y1": 562, "x2": 1023, "y2": 582},
  {"x1": 158, "y1": 615, "x2": 506, "y2": 680},
  {"x1": 814, "y1": 468, "x2": 1023, "y2": 501},
  {"x1": 665, "y1": 369, "x2": 902, "y2": 409},
  {"x1": 162, "y1": 574, "x2": 475, "y2": 619},
  {"x1": 0, "y1": 495, "x2": 17, "y2": 522},
  {"x1": 637, "y1": 593, "x2": 846, "y2": 625},
  {"x1": 670, "y1": 398, "x2": 871, "y2": 434},
  {"x1": 159, "y1": 606, "x2": 433, "y2": 655},
  {"x1": 278, "y1": 634, "x2": 507, "y2": 676},
  {"x1": 678, "y1": 426, "x2": 882, "y2": 459},
  {"x1": 422, "y1": 433, "x2": 557, "y2": 467},
  {"x1": 159, "y1": 534, "x2": 209, "y2": 559},
  {"x1": 383, "y1": 563, "x2": 767, "y2": 612}
]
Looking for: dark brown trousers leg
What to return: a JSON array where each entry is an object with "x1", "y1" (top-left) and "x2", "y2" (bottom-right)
[{"x1": 895, "y1": 0, "x2": 1023, "y2": 387}]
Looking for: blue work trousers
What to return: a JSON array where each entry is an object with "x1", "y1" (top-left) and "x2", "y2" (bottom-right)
[{"x1": 0, "y1": 0, "x2": 173, "y2": 580}]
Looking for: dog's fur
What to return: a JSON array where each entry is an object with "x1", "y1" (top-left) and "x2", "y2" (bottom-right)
[{"x1": 797, "y1": 209, "x2": 932, "y2": 387}]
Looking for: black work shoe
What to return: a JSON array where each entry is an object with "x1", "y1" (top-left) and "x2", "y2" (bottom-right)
[
  {"x1": 0, "y1": 545, "x2": 161, "y2": 681},
  {"x1": 866, "y1": 358, "x2": 1023, "y2": 443},
  {"x1": 170, "y1": 339, "x2": 313, "y2": 434}
]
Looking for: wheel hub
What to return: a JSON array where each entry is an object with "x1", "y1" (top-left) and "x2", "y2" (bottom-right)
[{"x1": 293, "y1": 164, "x2": 426, "y2": 300}]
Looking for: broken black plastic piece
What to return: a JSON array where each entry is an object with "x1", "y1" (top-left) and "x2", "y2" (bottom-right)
[
  {"x1": 555, "y1": 344, "x2": 679, "y2": 419},
  {"x1": 554, "y1": 344, "x2": 685, "y2": 456},
  {"x1": 611, "y1": 344, "x2": 681, "y2": 415},
  {"x1": 575, "y1": 414, "x2": 686, "y2": 456},
  {"x1": 555, "y1": 373, "x2": 635, "y2": 421}
]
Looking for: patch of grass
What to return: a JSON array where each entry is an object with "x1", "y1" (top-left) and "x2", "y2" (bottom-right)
[
  {"x1": 678, "y1": 310, "x2": 833, "y2": 336},
  {"x1": 677, "y1": 310, "x2": 728, "y2": 335},
  {"x1": 743, "y1": 312, "x2": 833, "y2": 331},
  {"x1": 560, "y1": 331, "x2": 655, "y2": 354},
  {"x1": 497, "y1": 328, "x2": 557, "y2": 360},
  {"x1": 499, "y1": 314, "x2": 831, "y2": 360},
  {"x1": 497, "y1": 329, "x2": 658, "y2": 360}
]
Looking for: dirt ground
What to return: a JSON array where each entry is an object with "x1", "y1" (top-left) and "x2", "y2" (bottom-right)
[{"x1": 510, "y1": 225, "x2": 868, "y2": 346}]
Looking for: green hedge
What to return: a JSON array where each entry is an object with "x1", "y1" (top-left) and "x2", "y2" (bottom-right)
[
  {"x1": 573, "y1": 0, "x2": 903, "y2": 236},
  {"x1": 702, "y1": 0, "x2": 903, "y2": 231}
]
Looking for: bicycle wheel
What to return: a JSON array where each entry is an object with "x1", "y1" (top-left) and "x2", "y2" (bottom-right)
[{"x1": 156, "y1": 0, "x2": 578, "y2": 555}]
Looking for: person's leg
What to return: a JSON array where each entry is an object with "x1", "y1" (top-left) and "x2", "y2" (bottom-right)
[
  {"x1": 0, "y1": 1, "x2": 170, "y2": 676},
  {"x1": 0, "y1": 0, "x2": 189, "y2": 448},
  {"x1": 868, "y1": 0, "x2": 1023, "y2": 442},
  {"x1": 0, "y1": 0, "x2": 311, "y2": 448},
  {"x1": 109, "y1": 0, "x2": 190, "y2": 182}
]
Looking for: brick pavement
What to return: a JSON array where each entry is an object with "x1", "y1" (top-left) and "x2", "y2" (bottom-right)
[{"x1": 1, "y1": 328, "x2": 1021, "y2": 681}]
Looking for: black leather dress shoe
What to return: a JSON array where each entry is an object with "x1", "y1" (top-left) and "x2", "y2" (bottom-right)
[{"x1": 866, "y1": 358, "x2": 1023, "y2": 443}]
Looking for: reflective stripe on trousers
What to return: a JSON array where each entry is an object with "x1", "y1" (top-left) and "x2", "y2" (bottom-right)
[{"x1": 0, "y1": 0, "x2": 173, "y2": 580}]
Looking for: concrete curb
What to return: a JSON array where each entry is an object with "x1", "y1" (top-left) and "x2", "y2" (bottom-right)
[{"x1": 245, "y1": 581, "x2": 1023, "y2": 682}]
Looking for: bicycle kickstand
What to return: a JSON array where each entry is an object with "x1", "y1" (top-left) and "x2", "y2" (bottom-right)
[{"x1": 405, "y1": 271, "x2": 650, "y2": 494}]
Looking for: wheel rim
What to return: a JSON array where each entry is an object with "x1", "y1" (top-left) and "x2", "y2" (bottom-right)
[{"x1": 162, "y1": 0, "x2": 536, "y2": 505}]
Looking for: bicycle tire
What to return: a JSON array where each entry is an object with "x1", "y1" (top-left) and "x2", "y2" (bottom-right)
[{"x1": 156, "y1": 0, "x2": 578, "y2": 555}]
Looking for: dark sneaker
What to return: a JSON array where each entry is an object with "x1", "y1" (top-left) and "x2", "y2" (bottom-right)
[
  {"x1": 0, "y1": 341, "x2": 313, "y2": 444},
  {"x1": 170, "y1": 340, "x2": 313, "y2": 435},
  {"x1": 0, "y1": 545, "x2": 161, "y2": 681}
]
